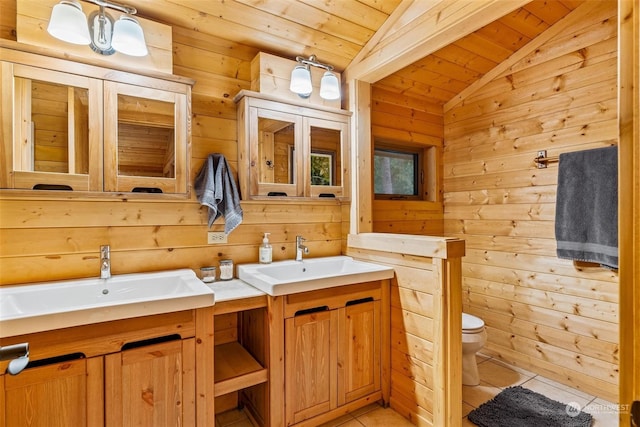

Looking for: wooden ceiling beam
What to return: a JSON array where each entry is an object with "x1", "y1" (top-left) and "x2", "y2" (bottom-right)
[
  {"x1": 346, "y1": 0, "x2": 416, "y2": 71},
  {"x1": 444, "y1": 0, "x2": 603, "y2": 111},
  {"x1": 344, "y1": 0, "x2": 531, "y2": 84}
]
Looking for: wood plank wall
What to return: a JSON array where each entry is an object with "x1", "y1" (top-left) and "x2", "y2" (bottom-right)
[
  {"x1": 0, "y1": 2, "x2": 347, "y2": 287},
  {"x1": 370, "y1": 87, "x2": 444, "y2": 235},
  {"x1": 348, "y1": 234, "x2": 465, "y2": 427},
  {"x1": 443, "y1": 1, "x2": 619, "y2": 402},
  {"x1": 387, "y1": 255, "x2": 439, "y2": 425}
]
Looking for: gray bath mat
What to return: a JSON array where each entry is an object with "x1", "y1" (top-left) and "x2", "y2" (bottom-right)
[{"x1": 467, "y1": 386, "x2": 592, "y2": 427}]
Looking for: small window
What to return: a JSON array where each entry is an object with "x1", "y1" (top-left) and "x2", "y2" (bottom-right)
[
  {"x1": 374, "y1": 148, "x2": 418, "y2": 196},
  {"x1": 373, "y1": 142, "x2": 436, "y2": 201}
]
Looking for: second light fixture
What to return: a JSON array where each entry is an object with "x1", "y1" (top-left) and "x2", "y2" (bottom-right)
[{"x1": 289, "y1": 55, "x2": 340, "y2": 101}]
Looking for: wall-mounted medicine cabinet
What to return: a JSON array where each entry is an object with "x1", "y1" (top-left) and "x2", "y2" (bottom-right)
[
  {"x1": 235, "y1": 90, "x2": 350, "y2": 200},
  {"x1": 0, "y1": 46, "x2": 192, "y2": 197}
]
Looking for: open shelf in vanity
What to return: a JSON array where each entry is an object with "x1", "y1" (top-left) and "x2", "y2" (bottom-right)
[
  {"x1": 214, "y1": 341, "x2": 267, "y2": 397},
  {"x1": 208, "y1": 280, "x2": 270, "y2": 421}
]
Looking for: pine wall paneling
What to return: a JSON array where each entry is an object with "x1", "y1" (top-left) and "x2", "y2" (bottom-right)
[
  {"x1": 0, "y1": 2, "x2": 348, "y2": 287},
  {"x1": 443, "y1": 0, "x2": 619, "y2": 401},
  {"x1": 348, "y1": 234, "x2": 464, "y2": 427},
  {"x1": 370, "y1": 87, "x2": 444, "y2": 235}
]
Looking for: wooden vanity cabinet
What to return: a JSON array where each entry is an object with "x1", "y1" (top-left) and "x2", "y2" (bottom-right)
[
  {"x1": 0, "y1": 357, "x2": 104, "y2": 426},
  {"x1": 338, "y1": 299, "x2": 381, "y2": 406},
  {"x1": 0, "y1": 46, "x2": 192, "y2": 196},
  {"x1": 0, "y1": 309, "x2": 214, "y2": 427},
  {"x1": 285, "y1": 309, "x2": 339, "y2": 424},
  {"x1": 281, "y1": 281, "x2": 386, "y2": 427},
  {"x1": 105, "y1": 338, "x2": 196, "y2": 426}
]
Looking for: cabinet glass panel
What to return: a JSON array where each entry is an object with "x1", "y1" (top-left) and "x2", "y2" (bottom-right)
[
  {"x1": 15, "y1": 78, "x2": 90, "y2": 175},
  {"x1": 309, "y1": 126, "x2": 341, "y2": 187},
  {"x1": 116, "y1": 94, "x2": 175, "y2": 178},
  {"x1": 258, "y1": 116, "x2": 295, "y2": 185}
]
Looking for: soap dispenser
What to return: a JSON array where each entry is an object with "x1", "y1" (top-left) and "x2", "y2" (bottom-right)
[{"x1": 259, "y1": 233, "x2": 272, "y2": 264}]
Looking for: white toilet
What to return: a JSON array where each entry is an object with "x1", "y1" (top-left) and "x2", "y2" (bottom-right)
[{"x1": 462, "y1": 312, "x2": 487, "y2": 386}]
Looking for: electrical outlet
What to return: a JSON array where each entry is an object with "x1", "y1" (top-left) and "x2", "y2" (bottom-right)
[{"x1": 207, "y1": 231, "x2": 227, "y2": 244}]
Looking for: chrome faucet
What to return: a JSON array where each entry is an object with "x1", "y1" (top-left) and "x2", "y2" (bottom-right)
[
  {"x1": 100, "y1": 245, "x2": 111, "y2": 279},
  {"x1": 295, "y1": 236, "x2": 309, "y2": 261}
]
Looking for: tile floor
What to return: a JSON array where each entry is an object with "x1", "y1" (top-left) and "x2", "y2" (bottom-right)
[
  {"x1": 215, "y1": 404, "x2": 414, "y2": 427},
  {"x1": 216, "y1": 354, "x2": 620, "y2": 427},
  {"x1": 460, "y1": 354, "x2": 620, "y2": 427}
]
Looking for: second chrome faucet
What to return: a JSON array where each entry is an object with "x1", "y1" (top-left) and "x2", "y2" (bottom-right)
[
  {"x1": 295, "y1": 236, "x2": 309, "y2": 261},
  {"x1": 100, "y1": 245, "x2": 111, "y2": 279}
]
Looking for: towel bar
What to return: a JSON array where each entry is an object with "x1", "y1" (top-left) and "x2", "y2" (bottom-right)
[{"x1": 534, "y1": 150, "x2": 559, "y2": 169}]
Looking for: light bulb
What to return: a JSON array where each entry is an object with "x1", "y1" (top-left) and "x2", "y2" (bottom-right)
[
  {"x1": 290, "y1": 65, "x2": 313, "y2": 98},
  {"x1": 320, "y1": 71, "x2": 340, "y2": 100},
  {"x1": 111, "y1": 16, "x2": 148, "y2": 56},
  {"x1": 47, "y1": 0, "x2": 91, "y2": 45}
]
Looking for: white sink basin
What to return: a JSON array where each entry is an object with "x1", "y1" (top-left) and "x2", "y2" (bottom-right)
[
  {"x1": 0, "y1": 269, "x2": 215, "y2": 338},
  {"x1": 238, "y1": 256, "x2": 394, "y2": 296}
]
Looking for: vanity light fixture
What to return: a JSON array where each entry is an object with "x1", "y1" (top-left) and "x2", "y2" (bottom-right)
[
  {"x1": 289, "y1": 55, "x2": 341, "y2": 101},
  {"x1": 47, "y1": 0, "x2": 148, "y2": 57}
]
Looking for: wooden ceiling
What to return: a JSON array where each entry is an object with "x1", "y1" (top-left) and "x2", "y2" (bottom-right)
[
  {"x1": 133, "y1": 0, "x2": 582, "y2": 107},
  {"x1": 374, "y1": 1, "x2": 583, "y2": 106},
  {"x1": 132, "y1": 0, "x2": 403, "y2": 72}
]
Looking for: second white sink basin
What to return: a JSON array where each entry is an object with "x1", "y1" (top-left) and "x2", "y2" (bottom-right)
[
  {"x1": 238, "y1": 256, "x2": 394, "y2": 296},
  {"x1": 0, "y1": 269, "x2": 215, "y2": 338}
]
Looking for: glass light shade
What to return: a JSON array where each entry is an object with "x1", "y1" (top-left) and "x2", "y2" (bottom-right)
[
  {"x1": 47, "y1": 0, "x2": 91, "y2": 45},
  {"x1": 319, "y1": 71, "x2": 340, "y2": 100},
  {"x1": 289, "y1": 66, "x2": 313, "y2": 97},
  {"x1": 111, "y1": 16, "x2": 148, "y2": 56}
]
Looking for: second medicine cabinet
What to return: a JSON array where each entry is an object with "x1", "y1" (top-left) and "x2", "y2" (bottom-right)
[
  {"x1": 0, "y1": 47, "x2": 191, "y2": 196},
  {"x1": 235, "y1": 90, "x2": 351, "y2": 200}
]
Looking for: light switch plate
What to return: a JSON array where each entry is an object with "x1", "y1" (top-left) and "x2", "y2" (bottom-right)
[{"x1": 208, "y1": 231, "x2": 227, "y2": 244}]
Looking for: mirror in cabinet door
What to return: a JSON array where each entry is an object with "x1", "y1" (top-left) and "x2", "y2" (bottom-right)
[
  {"x1": 1, "y1": 62, "x2": 103, "y2": 191},
  {"x1": 104, "y1": 81, "x2": 188, "y2": 194},
  {"x1": 307, "y1": 117, "x2": 346, "y2": 198},
  {"x1": 252, "y1": 108, "x2": 303, "y2": 197}
]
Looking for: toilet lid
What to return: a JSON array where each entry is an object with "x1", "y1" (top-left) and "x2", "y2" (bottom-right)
[{"x1": 462, "y1": 313, "x2": 485, "y2": 333}]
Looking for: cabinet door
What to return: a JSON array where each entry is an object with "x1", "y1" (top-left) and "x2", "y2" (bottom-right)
[
  {"x1": 105, "y1": 339, "x2": 195, "y2": 427},
  {"x1": 285, "y1": 309, "x2": 338, "y2": 425},
  {"x1": 249, "y1": 107, "x2": 303, "y2": 197},
  {"x1": 338, "y1": 300, "x2": 381, "y2": 406},
  {"x1": 1, "y1": 357, "x2": 103, "y2": 427},
  {"x1": 1, "y1": 62, "x2": 102, "y2": 191},
  {"x1": 305, "y1": 116, "x2": 348, "y2": 198},
  {"x1": 103, "y1": 81, "x2": 189, "y2": 195}
]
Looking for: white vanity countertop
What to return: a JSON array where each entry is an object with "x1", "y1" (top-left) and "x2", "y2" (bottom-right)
[
  {"x1": 206, "y1": 279, "x2": 266, "y2": 302},
  {"x1": 237, "y1": 256, "x2": 395, "y2": 296},
  {"x1": 0, "y1": 269, "x2": 215, "y2": 338}
]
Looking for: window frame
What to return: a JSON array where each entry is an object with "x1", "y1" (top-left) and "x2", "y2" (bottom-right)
[
  {"x1": 373, "y1": 139, "x2": 438, "y2": 202},
  {"x1": 373, "y1": 142, "x2": 424, "y2": 201}
]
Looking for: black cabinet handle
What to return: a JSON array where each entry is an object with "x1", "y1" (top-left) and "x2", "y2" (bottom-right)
[{"x1": 346, "y1": 297, "x2": 374, "y2": 307}]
